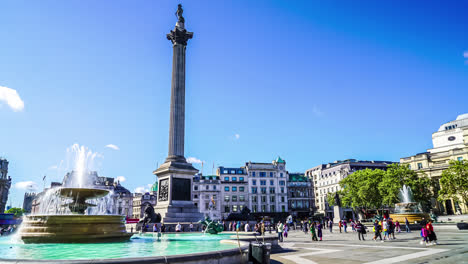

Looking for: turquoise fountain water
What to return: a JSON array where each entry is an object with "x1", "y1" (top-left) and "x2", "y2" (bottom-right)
[{"x1": 2, "y1": 233, "x2": 236, "y2": 260}]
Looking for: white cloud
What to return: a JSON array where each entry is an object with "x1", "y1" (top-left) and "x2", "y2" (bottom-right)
[
  {"x1": 0, "y1": 86, "x2": 24, "y2": 111},
  {"x1": 234, "y1": 134, "x2": 240, "y2": 140},
  {"x1": 187, "y1": 157, "x2": 202, "y2": 164},
  {"x1": 312, "y1": 105, "x2": 324, "y2": 117},
  {"x1": 48, "y1": 165, "x2": 58, "y2": 170},
  {"x1": 464, "y1": 51, "x2": 468, "y2": 58},
  {"x1": 134, "y1": 186, "x2": 149, "y2": 194},
  {"x1": 116, "y1": 176, "x2": 126, "y2": 182},
  {"x1": 14, "y1": 181, "x2": 38, "y2": 191},
  {"x1": 105, "y1": 144, "x2": 119, "y2": 150}
]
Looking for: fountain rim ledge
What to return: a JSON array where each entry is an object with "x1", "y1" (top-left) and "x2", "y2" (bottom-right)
[{"x1": 0, "y1": 240, "x2": 250, "y2": 264}]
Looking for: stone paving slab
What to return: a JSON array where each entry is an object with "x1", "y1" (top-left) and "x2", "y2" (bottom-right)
[{"x1": 271, "y1": 227, "x2": 468, "y2": 264}]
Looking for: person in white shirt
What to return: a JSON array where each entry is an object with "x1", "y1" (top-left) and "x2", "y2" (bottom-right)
[
  {"x1": 175, "y1": 222, "x2": 182, "y2": 232},
  {"x1": 189, "y1": 223, "x2": 193, "y2": 232},
  {"x1": 245, "y1": 222, "x2": 250, "y2": 232}
]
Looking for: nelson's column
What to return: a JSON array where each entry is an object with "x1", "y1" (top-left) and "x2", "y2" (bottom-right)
[{"x1": 153, "y1": 5, "x2": 203, "y2": 223}]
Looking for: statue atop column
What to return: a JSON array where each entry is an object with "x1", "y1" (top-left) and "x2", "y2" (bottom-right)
[{"x1": 175, "y1": 4, "x2": 185, "y2": 23}]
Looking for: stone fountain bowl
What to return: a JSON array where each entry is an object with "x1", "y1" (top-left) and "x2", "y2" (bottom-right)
[
  {"x1": 58, "y1": 187, "x2": 110, "y2": 200},
  {"x1": 390, "y1": 202, "x2": 429, "y2": 223}
]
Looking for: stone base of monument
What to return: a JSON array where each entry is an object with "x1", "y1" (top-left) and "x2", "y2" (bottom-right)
[{"x1": 155, "y1": 203, "x2": 204, "y2": 223}]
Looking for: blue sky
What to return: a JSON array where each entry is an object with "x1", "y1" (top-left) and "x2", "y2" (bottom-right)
[{"x1": 1, "y1": 0, "x2": 467, "y2": 207}]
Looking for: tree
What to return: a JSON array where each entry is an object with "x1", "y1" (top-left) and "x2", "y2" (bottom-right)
[
  {"x1": 380, "y1": 163, "x2": 433, "y2": 211},
  {"x1": 339, "y1": 169, "x2": 384, "y2": 215},
  {"x1": 5, "y1": 207, "x2": 24, "y2": 218},
  {"x1": 438, "y1": 160, "x2": 468, "y2": 211}
]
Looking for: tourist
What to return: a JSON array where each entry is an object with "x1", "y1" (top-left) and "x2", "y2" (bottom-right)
[
  {"x1": 328, "y1": 219, "x2": 333, "y2": 233},
  {"x1": 372, "y1": 220, "x2": 383, "y2": 242},
  {"x1": 245, "y1": 222, "x2": 250, "y2": 232},
  {"x1": 383, "y1": 219, "x2": 389, "y2": 240},
  {"x1": 351, "y1": 220, "x2": 356, "y2": 232},
  {"x1": 222, "y1": 221, "x2": 226, "y2": 231},
  {"x1": 356, "y1": 221, "x2": 366, "y2": 241},
  {"x1": 161, "y1": 223, "x2": 166, "y2": 233},
  {"x1": 421, "y1": 224, "x2": 429, "y2": 245},
  {"x1": 130, "y1": 226, "x2": 133, "y2": 233},
  {"x1": 317, "y1": 222, "x2": 323, "y2": 241},
  {"x1": 343, "y1": 220, "x2": 348, "y2": 233},
  {"x1": 405, "y1": 217, "x2": 411, "y2": 232},
  {"x1": 283, "y1": 224, "x2": 288, "y2": 239},
  {"x1": 426, "y1": 220, "x2": 438, "y2": 245},
  {"x1": 338, "y1": 220, "x2": 342, "y2": 233},
  {"x1": 303, "y1": 221, "x2": 308, "y2": 234},
  {"x1": 310, "y1": 222, "x2": 318, "y2": 241},
  {"x1": 389, "y1": 218, "x2": 396, "y2": 239},
  {"x1": 189, "y1": 222, "x2": 193, "y2": 232},
  {"x1": 395, "y1": 220, "x2": 401, "y2": 233},
  {"x1": 420, "y1": 218, "x2": 427, "y2": 244},
  {"x1": 237, "y1": 221, "x2": 241, "y2": 232},
  {"x1": 175, "y1": 222, "x2": 182, "y2": 232},
  {"x1": 277, "y1": 221, "x2": 284, "y2": 242},
  {"x1": 153, "y1": 224, "x2": 158, "y2": 233}
]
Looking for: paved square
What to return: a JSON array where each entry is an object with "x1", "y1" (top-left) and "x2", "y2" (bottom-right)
[{"x1": 271, "y1": 226, "x2": 468, "y2": 264}]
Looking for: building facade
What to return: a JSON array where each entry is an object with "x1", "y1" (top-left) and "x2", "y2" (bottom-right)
[
  {"x1": 245, "y1": 157, "x2": 289, "y2": 216},
  {"x1": 217, "y1": 167, "x2": 249, "y2": 219},
  {"x1": 23, "y1": 192, "x2": 36, "y2": 214},
  {"x1": 0, "y1": 159, "x2": 11, "y2": 213},
  {"x1": 400, "y1": 113, "x2": 468, "y2": 215},
  {"x1": 306, "y1": 159, "x2": 395, "y2": 220},
  {"x1": 192, "y1": 174, "x2": 221, "y2": 220},
  {"x1": 287, "y1": 173, "x2": 314, "y2": 219}
]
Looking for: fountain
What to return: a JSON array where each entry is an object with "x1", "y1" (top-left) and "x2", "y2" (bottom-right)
[
  {"x1": 19, "y1": 145, "x2": 132, "y2": 243},
  {"x1": 389, "y1": 185, "x2": 429, "y2": 223}
]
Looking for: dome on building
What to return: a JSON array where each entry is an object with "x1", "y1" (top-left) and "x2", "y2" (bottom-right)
[{"x1": 456, "y1": 113, "x2": 468, "y2": 120}]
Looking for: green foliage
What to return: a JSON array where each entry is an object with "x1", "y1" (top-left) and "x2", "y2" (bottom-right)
[
  {"x1": 5, "y1": 207, "x2": 24, "y2": 217},
  {"x1": 339, "y1": 169, "x2": 384, "y2": 210},
  {"x1": 438, "y1": 160, "x2": 468, "y2": 207},
  {"x1": 326, "y1": 192, "x2": 336, "y2": 207}
]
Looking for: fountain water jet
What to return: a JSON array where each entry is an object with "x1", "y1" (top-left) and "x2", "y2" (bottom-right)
[
  {"x1": 389, "y1": 185, "x2": 429, "y2": 223},
  {"x1": 19, "y1": 144, "x2": 132, "y2": 243}
]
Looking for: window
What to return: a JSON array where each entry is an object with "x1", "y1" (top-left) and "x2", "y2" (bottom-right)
[
  {"x1": 231, "y1": 170, "x2": 235, "y2": 174},
  {"x1": 205, "y1": 203, "x2": 209, "y2": 210},
  {"x1": 417, "y1": 163, "x2": 423, "y2": 169},
  {"x1": 232, "y1": 205, "x2": 238, "y2": 212},
  {"x1": 239, "y1": 187, "x2": 245, "y2": 192},
  {"x1": 261, "y1": 205, "x2": 266, "y2": 212},
  {"x1": 281, "y1": 205, "x2": 286, "y2": 212},
  {"x1": 237, "y1": 170, "x2": 243, "y2": 174},
  {"x1": 213, "y1": 195, "x2": 217, "y2": 199},
  {"x1": 194, "y1": 194, "x2": 198, "y2": 198},
  {"x1": 224, "y1": 170, "x2": 228, "y2": 174},
  {"x1": 260, "y1": 180, "x2": 266, "y2": 186},
  {"x1": 239, "y1": 195, "x2": 245, "y2": 202},
  {"x1": 261, "y1": 187, "x2": 267, "y2": 194},
  {"x1": 252, "y1": 187, "x2": 258, "y2": 193},
  {"x1": 279, "y1": 180, "x2": 285, "y2": 186},
  {"x1": 239, "y1": 177, "x2": 244, "y2": 181},
  {"x1": 225, "y1": 187, "x2": 229, "y2": 192},
  {"x1": 281, "y1": 187, "x2": 284, "y2": 193},
  {"x1": 213, "y1": 185, "x2": 217, "y2": 190},
  {"x1": 408, "y1": 164, "x2": 411, "y2": 170},
  {"x1": 252, "y1": 196, "x2": 257, "y2": 202},
  {"x1": 270, "y1": 196, "x2": 275, "y2": 202},
  {"x1": 195, "y1": 203, "x2": 198, "y2": 207},
  {"x1": 269, "y1": 187, "x2": 275, "y2": 194},
  {"x1": 280, "y1": 173, "x2": 283, "y2": 177},
  {"x1": 281, "y1": 196, "x2": 285, "y2": 203},
  {"x1": 253, "y1": 205, "x2": 257, "y2": 212},
  {"x1": 194, "y1": 186, "x2": 198, "y2": 191},
  {"x1": 269, "y1": 172, "x2": 273, "y2": 177},
  {"x1": 232, "y1": 186, "x2": 237, "y2": 192},
  {"x1": 232, "y1": 195, "x2": 237, "y2": 202},
  {"x1": 252, "y1": 180, "x2": 257, "y2": 185},
  {"x1": 458, "y1": 157, "x2": 463, "y2": 161},
  {"x1": 232, "y1": 177, "x2": 237, "y2": 181},
  {"x1": 224, "y1": 196, "x2": 230, "y2": 202},
  {"x1": 260, "y1": 172, "x2": 266, "y2": 177},
  {"x1": 224, "y1": 177, "x2": 229, "y2": 181},
  {"x1": 252, "y1": 172, "x2": 256, "y2": 177},
  {"x1": 240, "y1": 205, "x2": 244, "y2": 211},
  {"x1": 270, "y1": 205, "x2": 275, "y2": 212},
  {"x1": 224, "y1": 206, "x2": 230, "y2": 213},
  {"x1": 206, "y1": 185, "x2": 209, "y2": 190},
  {"x1": 261, "y1": 196, "x2": 266, "y2": 203},
  {"x1": 270, "y1": 180, "x2": 274, "y2": 185}
]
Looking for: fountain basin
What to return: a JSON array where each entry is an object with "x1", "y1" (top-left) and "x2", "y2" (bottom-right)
[
  {"x1": 388, "y1": 212, "x2": 429, "y2": 224},
  {"x1": 20, "y1": 215, "x2": 132, "y2": 243}
]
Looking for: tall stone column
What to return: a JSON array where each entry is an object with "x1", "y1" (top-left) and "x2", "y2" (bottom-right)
[{"x1": 153, "y1": 5, "x2": 203, "y2": 223}]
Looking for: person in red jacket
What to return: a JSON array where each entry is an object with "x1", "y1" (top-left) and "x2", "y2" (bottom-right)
[{"x1": 426, "y1": 220, "x2": 438, "y2": 245}]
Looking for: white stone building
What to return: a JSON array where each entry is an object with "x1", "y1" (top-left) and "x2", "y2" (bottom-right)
[
  {"x1": 192, "y1": 174, "x2": 222, "y2": 220},
  {"x1": 217, "y1": 167, "x2": 249, "y2": 219}
]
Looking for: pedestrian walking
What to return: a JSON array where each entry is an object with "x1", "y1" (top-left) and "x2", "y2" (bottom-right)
[
  {"x1": 245, "y1": 222, "x2": 250, "y2": 232},
  {"x1": 389, "y1": 218, "x2": 396, "y2": 239},
  {"x1": 351, "y1": 220, "x2": 356, "y2": 232},
  {"x1": 338, "y1": 220, "x2": 342, "y2": 233},
  {"x1": 283, "y1": 224, "x2": 288, "y2": 240},
  {"x1": 405, "y1": 217, "x2": 411, "y2": 233},
  {"x1": 426, "y1": 220, "x2": 438, "y2": 245},
  {"x1": 372, "y1": 220, "x2": 383, "y2": 242},
  {"x1": 395, "y1": 220, "x2": 401, "y2": 233},
  {"x1": 317, "y1": 222, "x2": 323, "y2": 241},
  {"x1": 356, "y1": 221, "x2": 366, "y2": 241},
  {"x1": 420, "y1": 218, "x2": 428, "y2": 244},
  {"x1": 383, "y1": 219, "x2": 389, "y2": 240},
  {"x1": 277, "y1": 222, "x2": 284, "y2": 242},
  {"x1": 343, "y1": 220, "x2": 348, "y2": 233},
  {"x1": 328, "y1": 219, "x2": 333, "y2": 233},
  {"x1": 310, "y1": 222, "x2": 318, "y2": 241}
]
